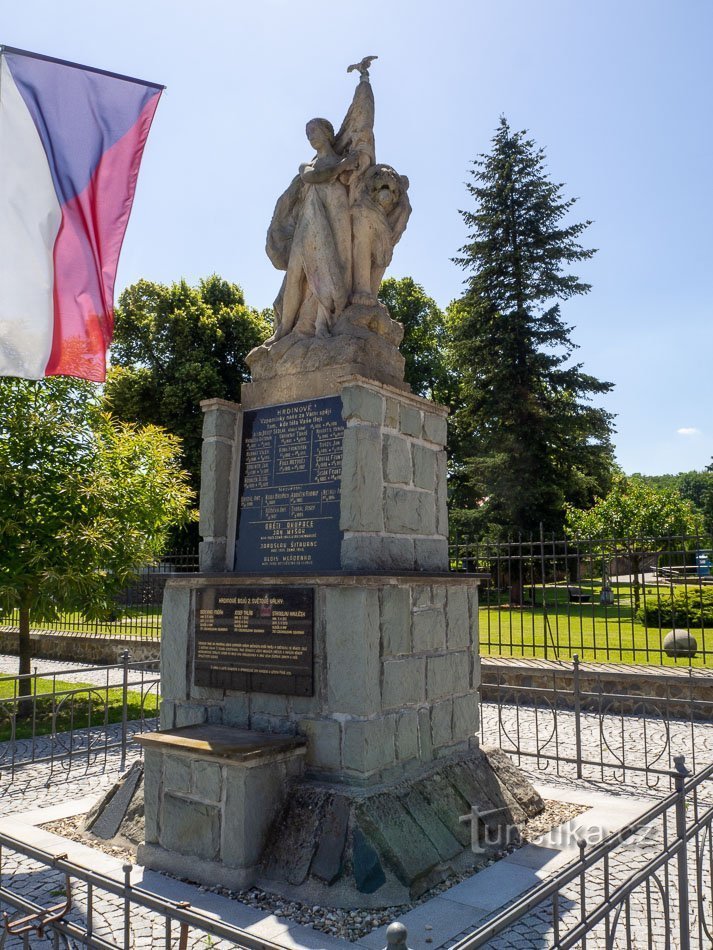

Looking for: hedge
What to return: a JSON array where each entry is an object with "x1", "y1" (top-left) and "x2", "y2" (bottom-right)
[{"x1": 637, "y1": 586, "x2": 713, "y2": 628}]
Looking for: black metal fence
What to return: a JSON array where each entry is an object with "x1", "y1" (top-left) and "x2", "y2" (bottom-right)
[
  {"x1": 0, "y1": 549, "x2": 198, "y2": 641},
  {"x1": 450, "y1": 755, "x2": 713, "y2": 949},
  {"x1": 479, "y1": 657, "x2": 713, "y2": 790},
  {"x1": 0, "y1": 652, "x2": 159, "y2": 780},
  {"x1": 452, "y1": 532, "x2": 713, "y2": 667}
]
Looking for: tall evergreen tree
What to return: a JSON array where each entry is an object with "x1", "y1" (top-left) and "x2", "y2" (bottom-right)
[{"x1": 449, "y1": 117, "x2": 615, "y2": 536}]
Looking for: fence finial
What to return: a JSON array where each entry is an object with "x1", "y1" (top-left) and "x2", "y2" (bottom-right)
[
  {"x1": 673, "y1": 755, "x2": 690, "y2": 777},
  {"x1": 384, "y1": 921, "x2": 410, "y2": 949}
]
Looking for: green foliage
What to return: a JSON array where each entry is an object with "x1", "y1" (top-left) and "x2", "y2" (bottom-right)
[
  {"x1": 378, "y1": 277, "x2": 454, "y2": 401},
  {"x1": 636, "y1": 587, "x2": 713, "y2": 629},
  {"x1": 448, "y1": 117, "x2": 616, "y2": 536},
  {"x1": 565, "y1": 473, "x2": 703, "y2": 541},
  {"x1": 632, "y1": 469, "x2": 713, "y2": 528},
  {"x1": 104, "y1": 275, "x2": 272, "y2": 491},
  {"x1": 0, "y1": 377, "x2": 194, "y2": 622}
]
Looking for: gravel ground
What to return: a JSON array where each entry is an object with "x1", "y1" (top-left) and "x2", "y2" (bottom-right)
[{"x1": 40, "y1": 798, "x2": 587, "y2": 943}]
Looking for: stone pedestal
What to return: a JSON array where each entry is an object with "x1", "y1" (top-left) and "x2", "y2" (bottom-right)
[
  {"x1": 136, "y1": 725, "x2": 306, "y2": 889},
  {"x1": 160, "y1": 572, "x2": 481, "y2": 785}
]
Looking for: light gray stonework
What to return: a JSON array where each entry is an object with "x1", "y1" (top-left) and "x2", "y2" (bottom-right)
[{"x1": 160, "y1": 572, "x2": 482, "y2": 784}]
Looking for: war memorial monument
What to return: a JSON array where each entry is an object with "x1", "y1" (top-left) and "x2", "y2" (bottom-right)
[{"x1": 136, "y1": 58, "x2": 542, "y2": 908}]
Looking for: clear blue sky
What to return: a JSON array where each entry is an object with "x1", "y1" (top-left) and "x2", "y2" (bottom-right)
[{"x1": 5, "y1": 0, "x2": 712, "y2": 476}]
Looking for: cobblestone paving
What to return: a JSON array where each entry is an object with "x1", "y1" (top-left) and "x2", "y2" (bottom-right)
[{"x1": 481, "y1": 699, "x2": 713, "y2": 792}]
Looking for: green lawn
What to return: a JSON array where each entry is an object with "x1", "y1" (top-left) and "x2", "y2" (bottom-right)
[
  {"x1": 0, "y1": 608, "x2": 161, "y2": 638},
  {"x1": 0, "y1": 677, "x2": 160, "y2": 742},
  {"x1": 479, "y1": 581, "x2": 713, "y2": 667}
]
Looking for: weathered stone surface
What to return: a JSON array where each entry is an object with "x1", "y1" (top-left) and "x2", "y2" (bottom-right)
[
  {"x1": 250, "y1": 693, "x2": 289, "y2": 718},
  {"x1": 352, "y1": 827, "x2": 386, "y2": 894},
  {"x1": 383, "y1": 433, "x2": 412, "y2": 485},
  {"x1": 340, "y1": 425, "x2": 384, "y2": 533},
  {"x1": 381, "y1": 586, "x2": 411, "y2": 655},
  {"x1": 86, "y1": 761, "x2": 143, "y2": 840},
  {"x1": 223, "y1": 694, "x2": 250, "y2": 728},
  {"x1": 162, "y1": 795, "x2": 220, "y2": 861},
  {"x1": 342, "y1": 717, "x2": 396, "y2": 774},
  {"x1": 382, "y1": 657, "x2": 425, "y2": 708},
  {"x1": 201, "y1": 403, "x2": 239, "y2": 441},
  {"x1": 414, "y1": 538, "x2": 449, "y2": 571},
  {"x1": 198, "y1": 539, "x2": 228, "y2": 573},
  {"x1": 355, "y1": 795, "x2": 440, "y2": 887},
  {"x1": 430, "y1": 699, "x2": 453, "y2": 748},
  {"x1": 341, "y1": 534, "x2": 415, "y2": 571},
  {"x1": 262, "y1": 787, "x2": 326, "y2": 885},
  {"x1": 143, "y1": 751, "x2": 161, "y2": 843},
  {"x1": 445, "y1": 757, "x2": 525, "y2": 827},
  {"x1": 427, "y1": 653, "x2": 469, "y2": 701},
  {"x1": 415, "y1": 772, "x2": 471, "y2": 847},
  {"x1": 342, "y1": 384, "x2": 385, "y2": 425},
  {"x1": 435, "y1": 450, "x2": 448, "y2": 536},
  {"x1": 399, "y1": 787, "x2": 461, "y2": 861},
  {"x1": 192, "y1": 761, "x2": 222, "y2": 803},
  {"x1": 446, "y1": 586, "x2": 470, "y2": 649},
  {"x1": 417, "y1": 706, "x2": 433, "y2": 762},
  {"x1": 159, "y1": 700, "x2": 176, "y2": 731},
  {"x1": 384, "y1": 486, "x2": 435, "y2": 535},
  {"x1": 422, "y1": 411, "x2": 447, "y2": 446},
  {"x1": 384, "y1": 397, "x2": 400, "y2": 429},
  {"x1": 224, "y1": 761, "x2": 289, "y2": 870},
  {"x1": 160, "y1": 586, "x2": 192, "y2": 703},
  {"x1": 325, "y1": 587, "x2": 380, "y2": 716},
  {"x1": 163, "y1": 754, "x2": 191, "y2": 794},
  {"x1": 452, "y1": 693, "x2": 479, "y2": 741},
  {"x1": 174, "y1": 703, "x2": 207, "y2": 728},
  {"x1": 399, "y1": 404, "x2": 422, "y2": 438},
  {"x1": 310, "y1": 795, "x2": 350, "y2": 884},
  {"x1": 412, "y1": 444, "x2": 437, "y2": 491},
  {"x1": 412, "y1": 606, "x2": 446, "y2": 653},
  {"x1": 198, "y1": 438, "x2": 234, "y2": 539},
  {"x1": 300, "y1": 718, "x2": 342, "y2": 771},
  {"x1": 482, "y1": 746, "x2": 545, "y2": 817},
  {"x1": 395, "y1": 709, "x2": 419, "y2": 761}
]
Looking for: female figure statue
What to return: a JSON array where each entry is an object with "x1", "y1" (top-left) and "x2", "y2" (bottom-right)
[{"x1": 264, "y1": 59, "x2": 410, "y2": 347}]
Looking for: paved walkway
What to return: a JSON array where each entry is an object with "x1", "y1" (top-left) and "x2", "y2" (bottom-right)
[{"x1": 0, "y1": 683, "x2": 711, "y2": 947}]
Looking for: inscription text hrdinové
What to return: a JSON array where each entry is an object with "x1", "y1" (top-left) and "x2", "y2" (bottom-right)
[
  {"x1": 234, "y1": 396, "x2": 344, "y2": 572},
  {"x1": 194, "y1": 587, "x2": 314, "y2": 695}
]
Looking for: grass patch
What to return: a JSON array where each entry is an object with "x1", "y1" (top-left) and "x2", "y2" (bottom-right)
[
  {"x1": 0, "y1": 677, "x2": 159, "y2": 742},
  {"x1": 0, "y1": 608, "x2": 161, "y2": 638},
  {"x1": 479, "y1": 581, "x2": 713, "y2": 667}
]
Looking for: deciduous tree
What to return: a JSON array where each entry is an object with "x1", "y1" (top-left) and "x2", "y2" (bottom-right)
[
  {"x1": 0, "y1": 378, "x2": 194, "y2": 688},
  {"x1": 105, "y1": 275, "x2": 271, "y2": 497}
]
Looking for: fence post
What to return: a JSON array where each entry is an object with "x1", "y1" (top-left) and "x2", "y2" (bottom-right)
[
  {"x1": 120, "y1": 650, "x2": 130, "y2": 772},
  {"x1": 673, "y1": 754, "x2": 691, "y2": 950},
  {"x1": 573, "y1": 654, "x2": 583, "y2": 779}
]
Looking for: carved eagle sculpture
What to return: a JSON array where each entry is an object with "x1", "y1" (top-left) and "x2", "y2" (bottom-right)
[{"x1": 347, "y1": 55, "x2": 378, "y2": 80}]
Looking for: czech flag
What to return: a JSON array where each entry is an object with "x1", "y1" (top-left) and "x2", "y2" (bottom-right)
[{"x1": 0, "y1": 47, "x2": 163, "y2": 382}]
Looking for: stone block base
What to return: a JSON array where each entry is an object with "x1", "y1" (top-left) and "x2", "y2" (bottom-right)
[
  {"x1": 256, "y1": 745, "x2": 544, "y2": 908},
  {"x1": 135, "y1": 725, "x2": 305, "y2": 887}
]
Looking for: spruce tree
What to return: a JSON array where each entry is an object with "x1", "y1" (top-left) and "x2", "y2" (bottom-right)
[{"x1": 449, "y1": 117, "x2": 615, "y2": 536}]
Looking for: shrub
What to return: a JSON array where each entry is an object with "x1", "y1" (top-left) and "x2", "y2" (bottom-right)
[{"x1": 637, "y1": 586, "x2": 713, "y2": 628}]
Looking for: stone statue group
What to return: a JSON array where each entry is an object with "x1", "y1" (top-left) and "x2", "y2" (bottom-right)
[{"x1": 264, "y1": 57, "x2": 411, "y2": 346}]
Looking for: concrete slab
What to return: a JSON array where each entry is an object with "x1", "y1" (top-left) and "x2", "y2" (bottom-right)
[
  {"x1": 360, "y1": 897, "x2": 488, "y2": 950},
  {"x1": 443, "y1": 861, "x2": 541, "y2": 911}
]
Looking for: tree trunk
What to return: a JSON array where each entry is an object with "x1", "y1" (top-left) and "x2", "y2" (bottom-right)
[{"x1": 631, "y1": 556, "x2": 642, "y2": 611}]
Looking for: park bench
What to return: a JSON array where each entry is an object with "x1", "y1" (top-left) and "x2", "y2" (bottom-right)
[{"x1": 567, "y1": 587, "x2": 592, "y2": 604}]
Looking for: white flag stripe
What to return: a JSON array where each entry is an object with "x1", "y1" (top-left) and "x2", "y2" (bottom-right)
[{"x1": 0, "y1": 56, "x2": 61, "y2": 379}]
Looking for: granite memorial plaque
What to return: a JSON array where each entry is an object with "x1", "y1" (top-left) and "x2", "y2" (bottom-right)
[
  {"x1": 194, "y1": 586, "x2": 314, "y2": 695},
  {"x1": 234, "y1": 395, "x2": 344, "y2": 572}
]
